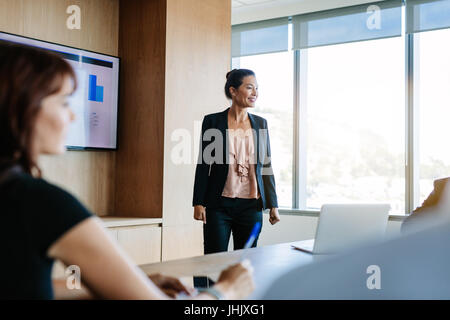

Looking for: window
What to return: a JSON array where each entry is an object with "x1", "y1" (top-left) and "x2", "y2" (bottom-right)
[
  {"x1": 233, "y1": 51, "x2": 294, "y2": 208},
  {"x1": 416, "y1": 28, "x2": 450, "y2": 206},
  {"x1": 231, "y1": 0, "x2": 450, "y2": 215},
  {"x1": 300, "y1": 36, "x2": 405, "y2": 213}
]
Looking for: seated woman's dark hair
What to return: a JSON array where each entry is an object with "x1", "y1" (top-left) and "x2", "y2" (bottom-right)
[
  {"x1": 224, "y1": 69, "x2": 255, "y2": 99},
  {"x1": 0, "y1": 40, "x2": 77, "y2": 176}
]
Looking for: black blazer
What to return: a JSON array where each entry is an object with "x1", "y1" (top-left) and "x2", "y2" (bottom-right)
[{"x1": 193, "y1": 107, "x2": 278, "y2": 210}]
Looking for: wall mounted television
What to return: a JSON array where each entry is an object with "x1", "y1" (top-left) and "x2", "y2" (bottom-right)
[{"x1": 0, "y1": 31, "x2": 120, "y2": 150}]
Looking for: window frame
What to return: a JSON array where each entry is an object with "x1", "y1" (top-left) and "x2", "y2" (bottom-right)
[{"x1": 232, "y1": 1, "x2": 449, "y2": 217}]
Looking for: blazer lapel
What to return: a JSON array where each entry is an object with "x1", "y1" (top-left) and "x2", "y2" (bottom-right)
[{"x1": 219, "y1": 108, "x2": 229, "y2": 165}]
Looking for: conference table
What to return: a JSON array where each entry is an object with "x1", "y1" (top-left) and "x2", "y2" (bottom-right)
[{"x1": 140, "y1": 239, "x2": 331, "y2": 299}]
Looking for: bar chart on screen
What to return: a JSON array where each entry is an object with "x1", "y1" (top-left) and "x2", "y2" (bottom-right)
[{"x1": 88, "y1": 74, "x2": 104, "y2": 103}]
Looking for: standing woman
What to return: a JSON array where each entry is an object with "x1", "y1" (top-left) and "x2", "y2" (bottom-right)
[{"x1": 193, "y1": 69, "x2": 280, "y2": 255}]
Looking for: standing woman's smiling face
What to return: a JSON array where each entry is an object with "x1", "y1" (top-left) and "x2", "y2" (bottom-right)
[
  {"x1": 32, "y1": 76, "x2": 76, "y2": 157},
  {"x1": 230, "y1": 75, "x2": 258, "y2": 109}
]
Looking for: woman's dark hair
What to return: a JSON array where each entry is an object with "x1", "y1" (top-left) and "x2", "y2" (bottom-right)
[
  {"x1": 0, "y1": 40, "x2": 77, "y2": 177},
  {"x1": 224, "y1": 69, "x2": 255, "y2": 99}
]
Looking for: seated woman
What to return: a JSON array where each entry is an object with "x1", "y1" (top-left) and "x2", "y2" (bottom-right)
[{"x1": 0, "y1": 40, "x2": 254, "y2": 300}]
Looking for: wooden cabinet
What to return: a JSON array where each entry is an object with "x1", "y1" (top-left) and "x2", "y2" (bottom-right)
[
  {"x1": 115, "y1": 225, "x2": 162, "y2": 265},
  {"x1": 52, "y1": 218, "x2": 162, "y2": 279},
  {"x1": 103, "y1": 218, "x2": 162, "y2": 265},
  {"x1": 107, "y1": 228, "x2": 118, "y2": 242}
]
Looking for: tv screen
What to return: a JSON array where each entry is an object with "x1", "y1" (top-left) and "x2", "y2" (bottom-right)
[{"x1": 0, "y1": 31, "x2": 120, "y2": 150}]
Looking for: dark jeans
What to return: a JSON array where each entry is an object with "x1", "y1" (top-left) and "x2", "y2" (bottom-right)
[{"x1": 203, "y1": 196, "x2": 263, "y2": 254}]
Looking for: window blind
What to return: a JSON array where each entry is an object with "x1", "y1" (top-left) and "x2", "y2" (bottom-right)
[
  {"x1": 406, "y1": 0, "x2": 450, "y2": 34},
  {"x1": 232, "y1": 17, "x2": 289, "y2": 58},
  {"x1": 292, "y1": 0, "x2": 403, "y2": 50}
]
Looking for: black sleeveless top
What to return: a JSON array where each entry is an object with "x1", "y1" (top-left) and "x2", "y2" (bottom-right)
[{"x1": 0, "y1": 166, "x2": 92, "y2": 299}]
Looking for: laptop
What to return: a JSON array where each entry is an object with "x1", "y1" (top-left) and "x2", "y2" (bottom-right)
[{"x1": 292, "y1": 204, "x2": 390, "y2": 255}]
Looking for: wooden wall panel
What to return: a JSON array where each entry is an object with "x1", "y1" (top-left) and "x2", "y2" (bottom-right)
[
  {"x1": 162, "y1": 0, "x2": 231, "y2": 227},
  {"x1": 0, "y1": 0, "x2": 119, "y2": 216},
  {"x1": 161, "y1": 0, "x2": 231, "y2": 260},
  {"x1": 40, "y1": 152, "x2": 116, "y2": 216},
  {"x1": 115, "y1": 0, "x2": 166, "y2": 218},
  {"x1": 0, "y1": 0, "x2": 24, "y2": 34},
  {"x1": 22, "y1": 0, "x2": 118, "y2": 56},
  {"x1": 116, "y1": 0, "x2": 231, "y2": 259}
]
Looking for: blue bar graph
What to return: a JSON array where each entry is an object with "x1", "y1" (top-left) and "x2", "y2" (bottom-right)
[{"x1": 88, "y1": 74, "x2": 104, "y2": 102}]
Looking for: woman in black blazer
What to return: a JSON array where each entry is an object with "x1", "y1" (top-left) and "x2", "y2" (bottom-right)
[{"x1": 193, "y1": 69, "x2": 280, "y2": 255}]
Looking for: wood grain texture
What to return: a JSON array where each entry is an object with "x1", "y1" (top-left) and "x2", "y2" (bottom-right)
[
  {"x1": 115, "y1": 0, "x2": 166, "y2": 218},
  {"x1": 0, "y1": 0, "x2": 24, "y2": 34},
  {"x1": 1, "y1": 0, "x2": 119, "y2": 216},
  {"x1": 163, "y1": 0, "x2": 231, "y2": 227},
  {"x1": 22, "y1": 0, "x2": 118, "y2": 55},
  {"x1": 40, "y1": 152, "x2": 116, "y2": 216}
]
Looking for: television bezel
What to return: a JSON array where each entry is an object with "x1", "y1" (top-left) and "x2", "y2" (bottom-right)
[{"x1": 0, "y1": 30, "x2": 121, "y2": 151}]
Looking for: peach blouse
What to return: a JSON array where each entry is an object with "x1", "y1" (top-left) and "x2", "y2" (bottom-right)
[{"x1": 221, "y1": 129, "x2": 260, "y2": 199}]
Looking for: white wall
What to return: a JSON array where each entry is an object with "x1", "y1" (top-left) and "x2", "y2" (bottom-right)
[
  {"x1": 232, "y1": 0, "x2": 388, "y2": 25},
  {"x1": 257, "y1": 213, "x2": 403, "y2": 246}
]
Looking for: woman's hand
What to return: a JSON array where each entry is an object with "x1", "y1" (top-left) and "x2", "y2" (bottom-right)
[
  {"x1": 194, "y1": 205, "x2": 206, "y2": 224},
  {"x1": 269, "y1": 208, "x2": 281, "y2": 225},
  {"x1": 148, "y1": 274, "x2": 195, "y2": 298},
  {"x1": 213, "y1": 259, "x2": 255, "y2": 300}
]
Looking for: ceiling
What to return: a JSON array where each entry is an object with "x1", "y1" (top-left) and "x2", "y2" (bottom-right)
[
  {"x1": 231, "y1": 0, "x2": 379, "y2": 25},
  {"x1": 232, "y1": 0, "x2": 286, "y2": 9},
  {"x1": 231, "y1": 0, "x2": 307, "y2": 24}
]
